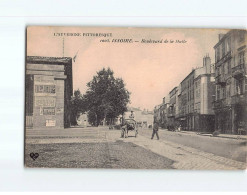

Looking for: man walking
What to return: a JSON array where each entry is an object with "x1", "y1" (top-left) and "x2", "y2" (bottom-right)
[{"x1": 151, "y1": 120, "x2": 159, "y2": 140}]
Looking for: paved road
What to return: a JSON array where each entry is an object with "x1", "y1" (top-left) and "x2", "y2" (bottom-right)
[
  {"x1": 25, "y1": 126, "x2": 246, "y2": 169},
  {"x1": 139, "y1": 128, "x2": 247, "y2": 162},
  {"x1": 25, "y1": 127, "x2": 174, "y2": 169}
]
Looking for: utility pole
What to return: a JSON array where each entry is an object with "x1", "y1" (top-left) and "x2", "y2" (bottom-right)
[{"x1": 62, "y1": 37, "x2": 64, "y2": 57}]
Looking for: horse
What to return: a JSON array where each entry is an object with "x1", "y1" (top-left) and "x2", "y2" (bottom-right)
[{"x1": 121, "y1": 119, "x2": 138, "y2": 138}]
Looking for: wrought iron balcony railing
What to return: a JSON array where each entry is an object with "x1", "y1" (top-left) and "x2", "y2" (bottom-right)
[
  {"x1": 231, "y1": 94, "x2": 246, "y2": 105},
  {"x1": 232, "y1": 63, "x2": 245, "y2": 80},
  {"x1": 213, "y1": 98, "x2": 227, "y2": 109},
  {"x1": 216, "y1": 51, "x2": 233, "y2": 67},
  {"x1": 215, "y1": 75, "x2": 226, "y2": 86}
]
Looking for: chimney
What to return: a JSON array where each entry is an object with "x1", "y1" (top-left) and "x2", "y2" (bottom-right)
[
  {"x1": 163, "y1": 97, "x2": 166, "y2": 104},
  {"x1": 203, "y1": 54, "x2": 211, "y2": 73}
]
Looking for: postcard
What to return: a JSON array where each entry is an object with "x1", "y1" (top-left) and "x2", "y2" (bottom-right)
[{"x1": 25, "y1": 26, "x2": 246, "y2": 169}]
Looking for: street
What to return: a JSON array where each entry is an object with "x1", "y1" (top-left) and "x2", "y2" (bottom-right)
[{"x1": 25, "y1": 126, "x2": 246, "y2": 170}]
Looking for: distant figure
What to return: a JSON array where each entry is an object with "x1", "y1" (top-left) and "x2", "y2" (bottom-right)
[
  {"x1": 120, "y1": 118, "x2": 126, "y2": 138},
  {"x1": 151, "y1": 121, "x2": 159, "y2": 140},
  {"x1": 129, "y1": 110, "x2": 135, "y2": 119}
]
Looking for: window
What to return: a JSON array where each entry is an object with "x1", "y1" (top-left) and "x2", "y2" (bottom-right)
[
  {"x1": 239, "y1": 51, "x2": 245, "y2": 65},
  {"x1": 227, "y1": 60, "x2": 231, "y2": 74},
  {"x1": 245, "y1": 79, "x2": 247, "y2": 93},
  {"x1": 215, "y1": 67, "x2": 219, "y2": 77},
  {"x1": 239, "y1": 30, "x2": 245, "y2": 42},
  {"x1": 216, "y1": 47, "x2": 220, "y2": 62},
  {"x1": 216, "y1": 86, "x2": 220, "y2": 100},
  {"x1": 236, "y1": 79, "x2": 244, "y2": 95},
  {"x1": 222, "y1": 41, "x2": 225, "y2": 57},
  {"x1": 226, "y1": 37, "x2": 231, "y2": 52},
  {"x1": 222, "y1": 63, "x2": 225, "y2": 75},
  {"x1": 222, "y1": 87, "x2": 226, "y2": 99},
  {"x1": 196, "y1": 89, "x2": 200, "y2": 98},
  {"x1": 226, "y1": 85, "x2": 230, "y2": 98}
]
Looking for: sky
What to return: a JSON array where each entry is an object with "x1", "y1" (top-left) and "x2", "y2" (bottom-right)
[{"x1": 27, "y1": 26, "x2": 228, "y2": 110}]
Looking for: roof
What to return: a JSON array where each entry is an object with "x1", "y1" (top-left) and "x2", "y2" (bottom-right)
[
  {"x1": 194, "y1": 73, "x2": 215, "y2": 80},
  {"x1": 169, "y1": 86, "x2": 178, "y2": 95},
  {"x1": 213, "y1": 29, "x2": 235, "y2": 49},
  {"x1": 128, "y1": 107, "x2": 142, "y2": 112},
  {"x1": 27, "y1": 56, "x2": 72, "y2": 65},
  {"x1": 180, "y1": 69, "x2": 195, "y2": 84}
]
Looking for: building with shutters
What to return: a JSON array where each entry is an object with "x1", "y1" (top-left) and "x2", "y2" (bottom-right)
[{"x1": 213, "y1": 30, "x2": 247, "y2": 134}]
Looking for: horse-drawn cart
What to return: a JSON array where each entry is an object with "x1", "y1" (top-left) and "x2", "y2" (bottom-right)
[{"x1": 121, "y1": 119, "x2": 138, "y2": 138}]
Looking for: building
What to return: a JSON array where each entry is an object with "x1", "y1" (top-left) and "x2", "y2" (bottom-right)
[
  {"x1": 179, "y1": 69, "x2": 195, "y2": 130},
  {"x1": 77, "y1": 112, "x2": 89, "y2": 127},
  {"x1": 154, "y1": 104, "x2": 162, "y2": 125},
  {"x1": 140, "y1": 109, "x2": 154, "y2": 128},
  {"x1": 154, "y1": 96, "x2": 170, "y2": 128},
  {"x1": 123, "y1": 107, "x2": 154, "y2": 128},
  {"x1": 161, "y1": 96, "x2": 170, "y2": 128},
  {"x1": 167, "y1": 87, "x2": 178, "y2": 129},
  {"x1": 174, "y1": 55, "x2": 215, "y2": 131},
  {"x1": 25, "y1": 56, "x2": 73, "y2": 129},
  {"x1": 175, "y1": 84, "x2": 184, "y2": 126},
  {"x1": 175, "y1": 85, "x2": 180, "y2": 120},
  {"x1": 213, "y1": 30, "x2": 247, "y2": 134},
  {"x1": 194, "y1": 56, "x2": 216, "y2": 132}
]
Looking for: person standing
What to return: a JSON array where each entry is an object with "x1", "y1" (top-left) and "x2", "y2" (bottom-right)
[
  {"x1": 151, "y1": 121, "x2": 159, "y2": 140},
  {"x1": 129, "y1": 110, "x2": 135, "y2": 119}
]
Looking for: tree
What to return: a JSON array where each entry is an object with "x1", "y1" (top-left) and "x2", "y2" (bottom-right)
[
  {"x1": 70, "y1": 89, "x2": 88, "y2": 125},
  {"x1": 84, "y1": 67, "x2": 130, "y2": 126}
]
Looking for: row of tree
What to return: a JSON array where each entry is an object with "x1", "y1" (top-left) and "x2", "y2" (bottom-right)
[{"x1": 70, "y1": 68, "x2": 130, "y2": 126}]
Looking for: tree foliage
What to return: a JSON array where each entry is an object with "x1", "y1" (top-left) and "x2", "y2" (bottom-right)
[
  {"x1": 70, "y1": 89, "x2": 88, "y2": 125},
  {"x1": 85, "y1": 67, "x2": 130, "y2": 126},
  {"x1": 70, "y1": 68, "x2": 130, "y2": 126}
]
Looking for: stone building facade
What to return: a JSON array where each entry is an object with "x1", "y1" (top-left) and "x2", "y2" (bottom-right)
[
  {"x1": 156, "y1": 55, "x2": 216, "y2": 132},
  {"x1": 154, "y1": 97, "x2": 170, "y2": 128},
  {"x1": 179, "y1": 69, "x2": 195, "y2": 130},
  {"x1": 213, "y1": 29, "x2": 247, "y2": 134},
  {"x1": 167, "y1": 87, "x2": 178, "y2": 129},
  {"x1": 25, "y1": 56, "x2": 73, "y2": 129},
  {"x1": 194, "y1": 56, "x2": 216, "y2": 132}
]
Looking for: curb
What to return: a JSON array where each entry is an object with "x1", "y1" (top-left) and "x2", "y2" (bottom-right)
[{"x1": 179, "y1": 131, "x2": 247, "y2": 140}]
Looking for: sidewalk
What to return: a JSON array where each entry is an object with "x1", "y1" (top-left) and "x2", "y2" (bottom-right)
[
  {"x1": 161, "y1": 129, "x2": 247, "y2": 140},
  {"x1": 180, "y1": 131, "x2": 247, "y2": 140},
  {"x1": 107, "y1": 131, "x2": 246, "y2": 170}
]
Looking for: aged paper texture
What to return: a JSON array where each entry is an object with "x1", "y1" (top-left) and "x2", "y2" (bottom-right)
[{"x1": 25, "y1": 26, "x2": 247, "y2": 169}]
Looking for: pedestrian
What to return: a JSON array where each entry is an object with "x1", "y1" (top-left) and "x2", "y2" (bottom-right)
[
  {"x1": 120, "y1": 118, "x2": 126, "y2": 138},
  {"x1": 151, "y1": 121, "x2": 159, "y2": 140},
  {"x1": 129, "y1": 110, "x2": 135, "y2": 119}
]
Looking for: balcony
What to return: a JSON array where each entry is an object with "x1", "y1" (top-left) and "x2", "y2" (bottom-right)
[
  {"x1": 167, "y1": 109, "x2": 175, "y2": 118},
  {"x1": 213, "y1": 99, "x2": 227, "y2": 109},
  {"x1": 215, "y1": 75, "x2": 226, "y2": 86},
  {"x1": 231, "y1": 94, "x2": 246, "y2": 105},
  {"x1": 167, "y1": 113, "x2": 175, "y2": 118},
  {"x1": 216, "y1": 51, "x2": 232, "y2": 67},
  {"x1": 232, "y1": 63, "x2": 245, "y2": 80}
]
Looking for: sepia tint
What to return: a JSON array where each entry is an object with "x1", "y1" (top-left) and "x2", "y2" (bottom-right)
[{"x1": 25, "y1": 26, "x2": 247, "y2": 169}]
